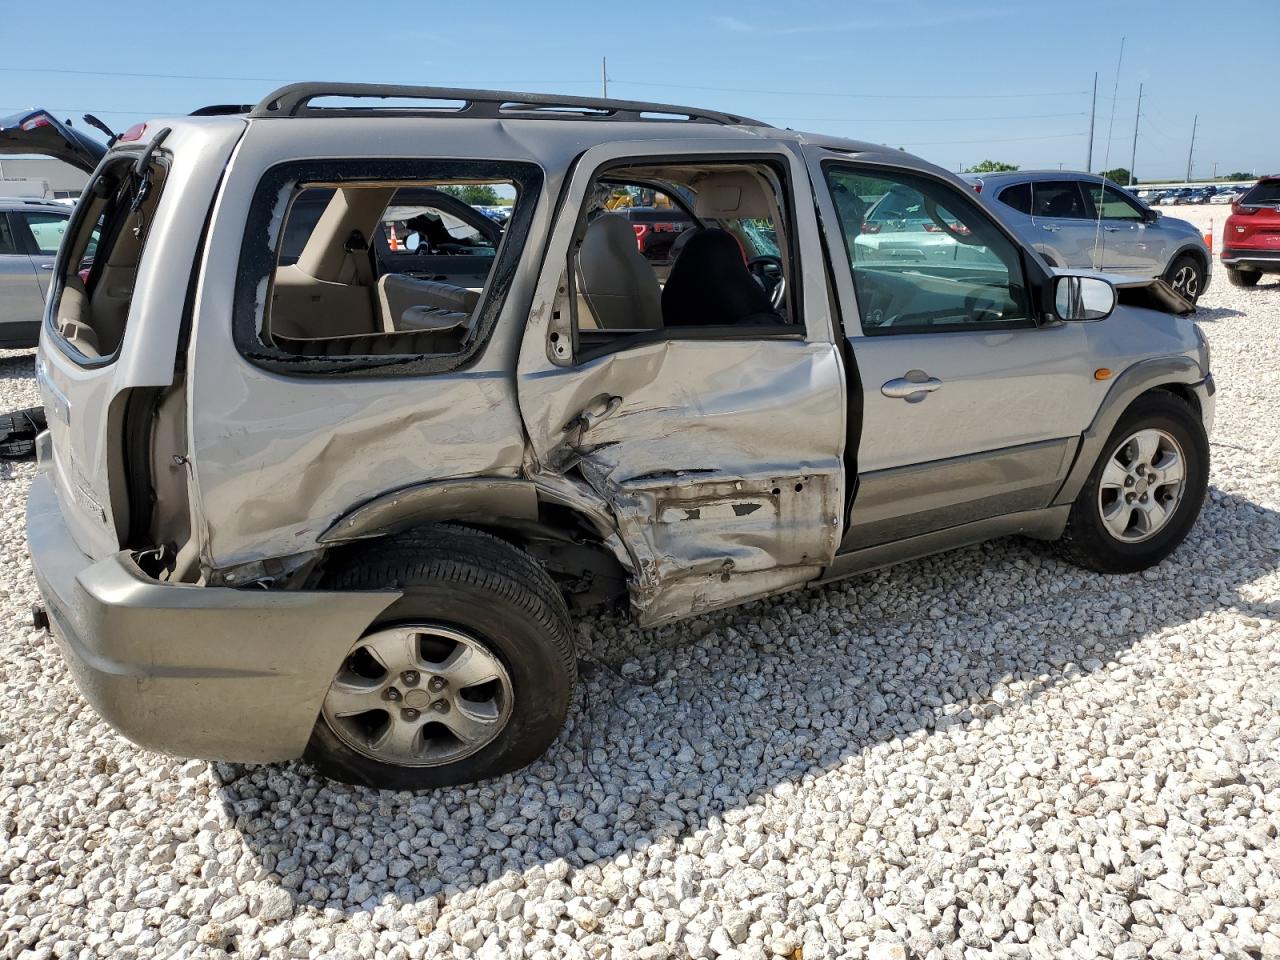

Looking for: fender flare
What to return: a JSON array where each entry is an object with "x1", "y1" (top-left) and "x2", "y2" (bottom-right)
[
  {"x1": 1052, "y1": 355, "x2": 1204, "y2": 506},
  {"x1": 317, "y1": 476, "x2": 617, "y2": 545}
]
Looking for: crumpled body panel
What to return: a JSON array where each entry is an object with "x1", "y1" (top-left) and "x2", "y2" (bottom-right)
[{"x1": 520, "y1": 337, "x2": 846, "y2": 626}]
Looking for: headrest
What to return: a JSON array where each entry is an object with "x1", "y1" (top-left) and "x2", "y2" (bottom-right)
[{"x1": 692, "y1": 171, "x2": 775, "y2": 219}]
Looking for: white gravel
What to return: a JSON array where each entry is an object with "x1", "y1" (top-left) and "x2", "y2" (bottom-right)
[{"x1": 1, "y1": 274, "x2": 1279, "y2": 960}]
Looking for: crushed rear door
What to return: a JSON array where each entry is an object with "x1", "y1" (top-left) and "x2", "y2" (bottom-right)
[{"x1": 34, "y1": 118, "x2": 246, "y2": 562}]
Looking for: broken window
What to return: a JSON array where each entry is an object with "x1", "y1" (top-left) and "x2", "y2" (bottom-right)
[
  {"x1": 562, "y1": 159, "x2": 801, "y2": 363},
  {"x1": 45, "y1": 155, "x2": 167, "y2": 362},
  {"x1": 234, "y1": 159, "x2": 541, "y2": 374}
]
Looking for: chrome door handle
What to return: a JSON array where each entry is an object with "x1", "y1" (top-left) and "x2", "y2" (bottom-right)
[
  {"x1": 1041, "y1": 224, "x2": 1061, "y2": 232},
  {"x1": 39, "y1": 263, "x2": 55, "y2": 269},
  {"x1": 882, "y1": 372, "x2": 943, "y2": 402},
  {"x1": 1103, "y1": 226, "x2": 1123, "y2": 233}
]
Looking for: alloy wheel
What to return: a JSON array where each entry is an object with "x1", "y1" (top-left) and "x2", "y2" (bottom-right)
[
  {"x1": 321, "y1": 624, "x2": 513, "y2": 767},
  {"x1": 1096, "y1": 428, "x2": 1186, "y2": 543}
]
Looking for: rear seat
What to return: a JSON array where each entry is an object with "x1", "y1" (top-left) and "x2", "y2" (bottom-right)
[{"x1": 377, "y1": 274, "x2": 480, "y2": 331}]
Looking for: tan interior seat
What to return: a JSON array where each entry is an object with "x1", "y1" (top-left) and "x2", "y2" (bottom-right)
[
  {"x1": 376, "y1": 275, "x2": 479, "y2": 331},
  {"x1": 577, "y1": 214, "x2": 662, "y2": 330}
]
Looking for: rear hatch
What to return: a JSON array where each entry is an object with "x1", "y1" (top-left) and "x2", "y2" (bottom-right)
[
  {"x1": 1227, "y1": 179, "x2": 1280, "y2": 251},
  {"x1": 0, "y1": 109, "x2": 106, "y2": 174},
  {"x1": 28, "y1": 117, "x2": 246, "y2": 563}
]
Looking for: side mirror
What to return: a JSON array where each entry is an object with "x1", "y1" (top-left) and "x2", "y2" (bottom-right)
[
  {"x1": 404, "y1": 232, "x2": 421, "y2": 253},
  {"x1": 1143, "y1": 208, "x2": 1160, "y2": 222},
  {"x1": 1054, "y1": 275, "x2": 1116, "y2": 322}
]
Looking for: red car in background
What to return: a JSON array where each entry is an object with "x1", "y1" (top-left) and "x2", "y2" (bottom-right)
[{"x1": 1223, "y1": 176, "x2": 1280, "y2": 287}]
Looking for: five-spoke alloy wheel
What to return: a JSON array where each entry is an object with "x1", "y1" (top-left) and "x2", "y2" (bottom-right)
[
  {"x1": 1059, "y1": 391, "x2": 1208, "y2": 574},
  {"x1": 1096, "y1": 428, "x2": 1186, "y2": 543}
]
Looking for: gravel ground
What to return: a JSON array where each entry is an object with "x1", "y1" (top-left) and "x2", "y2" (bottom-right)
[{"x1": 1, "y1": 274, "x2": 1278, "y2": 960}]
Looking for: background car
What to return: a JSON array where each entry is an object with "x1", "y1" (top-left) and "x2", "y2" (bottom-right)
[
  {"x1": 967, "y1": 170, "x2": 1211, "y2": 301},
  {"x1": 1222, "y1": 175, "x2": 1280, "y2": 287},
  {"x1": 0, "y1": 197, "x2": 75, "y2": 348}
]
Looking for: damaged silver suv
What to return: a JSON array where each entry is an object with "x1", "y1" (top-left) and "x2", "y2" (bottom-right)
[{"x1": 16, "y1": 85, "x2": 1214, "y2": 789}]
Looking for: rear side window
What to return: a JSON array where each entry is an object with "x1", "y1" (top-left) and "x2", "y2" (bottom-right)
[
  {"x1": 0, "y1": 216, "x2": 17, "y2": 255},
  {"x1": 997, "y1": 183, "x2": 1032, "y2": 214},
  {"x1": 46, "y1": 155, "x2": 168, "y2": 363},
  {"x1": 1031, "y1": 181, "x2": 1087, "y2": 219},
  {"x1": 235, "y1": 159, "x2": 542, "y2": 377},
  {"x1": 18, "y1": 211, "x2": 70, "y2": 254},
  {"x1": 1241, "y1": 180, "x2": 1280, "y2": 205}
]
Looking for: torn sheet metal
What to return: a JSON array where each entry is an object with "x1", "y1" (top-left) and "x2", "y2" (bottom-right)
[{"x1": 517, "y1": 335, "x2": 846, "y2": 626}]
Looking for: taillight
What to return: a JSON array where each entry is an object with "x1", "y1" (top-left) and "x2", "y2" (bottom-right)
[
  {"x1": 1231, "y1": 201, "x2": 1258, "y2": 216},
  {"x1": 861, "y1": 223, "x2": 882, "y2": 234},
  {"x1": 922, "y1": 223, "x2": 942, "y2": 233},
  {"x1": 632, "y1": 223, "x2": 649, "y2": 250},
  {"x1": 921, "y1": 222, "x2": 970, "y2": 235},
  {"x1": 20, "y1": 112, "x2": 53, "y2": 131},
  {"x1": 78, "y1": 267, "x2": 90, "y2": 285},
  {"x1": 972, "y1": 180, "x2": 983, "y2": 194},
  {"x1": 117, "y1": 122, "x2": 148, "y2": 143}
]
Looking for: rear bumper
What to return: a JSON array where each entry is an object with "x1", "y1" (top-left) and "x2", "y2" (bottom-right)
[
  {"x1": 1221, "y1": 247, "x2": 1280, "y2": 272},
  {"x1": 26, "y1": 468, "x2": 398, "y2": 763}
]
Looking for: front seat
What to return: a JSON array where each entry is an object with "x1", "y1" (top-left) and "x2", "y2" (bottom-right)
[
  {"x1": 577, "y1": 214, "x2": 662, "y2": 329},
  {"x1": 662, "y1": 228, "x2": 782, "y2": 328}
]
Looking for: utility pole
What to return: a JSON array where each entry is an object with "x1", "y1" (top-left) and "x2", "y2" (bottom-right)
[
  {"x1": 601, "y1": 57, "x2": 608, "y2": 98},
  {"x1": 1185, "y1": 114, "x2": 1198, "y2": 182},
  {"x1": 1086, "y1": 72, "x2": 1097, "y2": 172},
  {"x1": 1128, "y1": 82, "x2": 1142, "y2": 186},
  {"x1": 1212, "y1": 160, "x2": 1219, "y2": 180}
]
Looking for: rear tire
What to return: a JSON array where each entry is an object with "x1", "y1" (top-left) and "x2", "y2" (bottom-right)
[
  {"x1": 1226, "y1": 267, "x2": 1262, "y2": 288},
  {"x1": 1057, "y1": 392, "x2": 1208, "y2": 574},
  {"x1": 1164, "y1": 253, "x2": 1205, "y2": 302},
  {"x1": 305, "y1": 524, "x2": 576, "y2": 790}
]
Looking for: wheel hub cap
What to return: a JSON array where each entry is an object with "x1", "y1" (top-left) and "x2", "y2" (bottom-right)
[
  {"x1": 322, "y1": 624, "x2": 513, "y2": 767},
  {"x1": 1096, "y1": 428, "x2": 1186, "y2": 543}
]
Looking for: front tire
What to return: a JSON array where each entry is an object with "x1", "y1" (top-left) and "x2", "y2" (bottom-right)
[
  {"x1": 1165, "y1": 253, "x2": 1205, "y2": 302},
  {"x1": 1058, "y1": 392, "x2": 1208, "y2": 574},
  {"x1": 305, "y1": 525, "x2": 576, "y2": 790},
  {"x1": 1226, "y1": 267, "x2": 1262, "y2": 288}
]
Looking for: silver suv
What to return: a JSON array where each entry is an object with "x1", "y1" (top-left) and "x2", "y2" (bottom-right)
[
  {"x1": 12, "y1": 84, "x2": 1214, "y2": 789},
  {"x1": 0, "y1": 197, "x2": 75, "y2": 348},
  {"x1": 966, "y1": 171, "x2": 1212, "y2": 303}
]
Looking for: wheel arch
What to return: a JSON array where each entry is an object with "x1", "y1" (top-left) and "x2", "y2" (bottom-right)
[
  {"x1": 1052, "y1": 356, "x2": 1205, "y2": 507},
  {"x1": 316, "y1": 477, "x2": 630, "y2": 612}
]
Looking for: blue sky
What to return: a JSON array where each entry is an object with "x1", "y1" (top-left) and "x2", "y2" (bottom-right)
[{"x1": 2, "y1": 0, "x2": 1271, "y2": 180}]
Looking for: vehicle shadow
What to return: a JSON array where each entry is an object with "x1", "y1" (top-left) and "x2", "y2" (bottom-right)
[
  {"x1": 1193, "y1": 305, "x2": 1246, "y2": 322},
  {"x1": 215, "y1": 484, "x2": 1279, "y2": 915}
]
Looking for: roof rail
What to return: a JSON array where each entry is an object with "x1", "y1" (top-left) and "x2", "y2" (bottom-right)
[{"x1": 249, "y1": 82, "x2": 768, "y2": 127}]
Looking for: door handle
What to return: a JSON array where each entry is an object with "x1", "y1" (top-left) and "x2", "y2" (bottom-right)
[
  {"x1": 565, "y1": 394, "x2": 623, "y2": 433},
  {"x1": 1103, "y1": 226, "x2": 1123, "y2": 233},
  {"x1": 39, "y1": 263, "x2": 55, "y2": 270},
  {"x1": 882, "y1": 372, "x2": 943, "y2": 402},
  {"x1": 1040, "y1": 224, "x2": 1061, "y2": 233}
]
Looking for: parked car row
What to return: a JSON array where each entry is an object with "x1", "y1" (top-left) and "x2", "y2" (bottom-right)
[{"x1": 1146, "y1": 184, "x2": 1251, "y2": 206}]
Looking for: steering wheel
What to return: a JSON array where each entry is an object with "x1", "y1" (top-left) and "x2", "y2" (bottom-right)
[{"x1": 747, "y1": 255, "x2": 787, "y2": 309}]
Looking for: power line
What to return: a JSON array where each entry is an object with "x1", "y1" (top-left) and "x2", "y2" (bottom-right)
[
  {"x1": 896, "y1": 131, "x2": 1089, "y2": 147},
  {"x1": 616, "y1": 79, "x2": 1091, "y2": 100},
  {"x1": 0, "y1": 65, "x2": 1091, "y2": 101}
]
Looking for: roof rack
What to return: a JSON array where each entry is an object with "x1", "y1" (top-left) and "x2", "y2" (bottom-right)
[{"x1": 248, "y1": 82, "x2": 768, "y2": 127}]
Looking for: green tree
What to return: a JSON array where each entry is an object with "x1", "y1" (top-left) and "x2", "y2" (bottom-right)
[
  {"x1": 967, "y1": 160, "x2": 1019, "y2": 173},
  {"x1": 1099, "y1": 167, "x2": 1133, "y2": 185},
  {"x1": 438, "y1": 184, "x2": 500, "y2": 206},
  {"x1": 1225, "y1": 171, "x2": 1253, "y2": 181}
]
